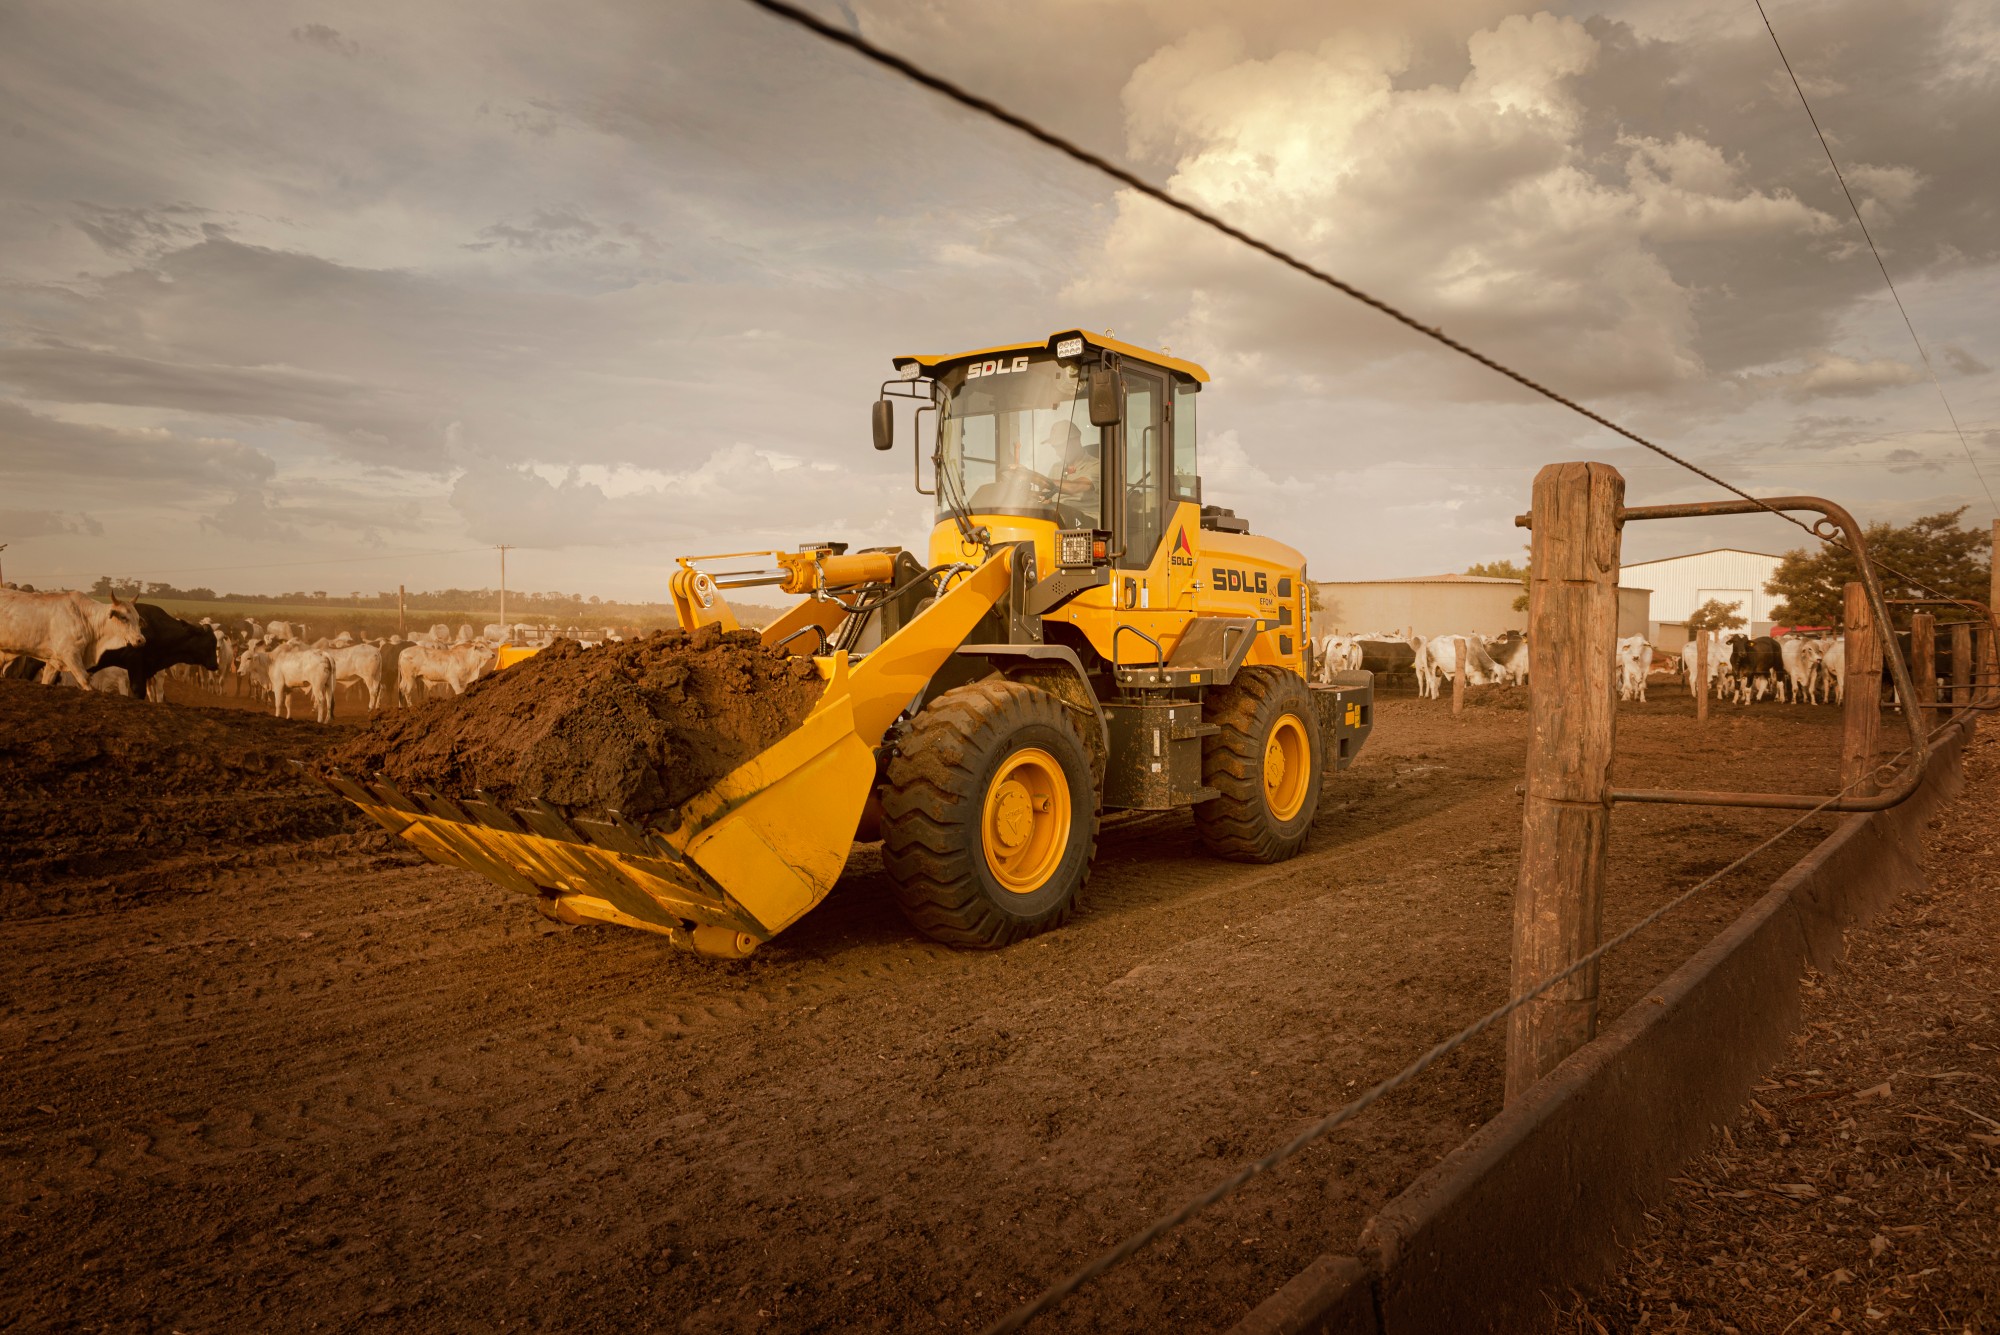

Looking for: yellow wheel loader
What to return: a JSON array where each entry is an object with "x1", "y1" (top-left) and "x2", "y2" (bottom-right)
[{"x1": 318, "y1": 331, "x2": 1373, "y2": 956}]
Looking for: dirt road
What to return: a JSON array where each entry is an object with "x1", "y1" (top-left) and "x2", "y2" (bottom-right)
[{"x1": 1, "y1": 681, "x2": 1867, "y2": 1332}]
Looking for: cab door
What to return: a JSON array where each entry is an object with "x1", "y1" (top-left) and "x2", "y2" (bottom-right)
[{"x1": 1117, "y1": 367, "x2": 1167, "y2": 571}]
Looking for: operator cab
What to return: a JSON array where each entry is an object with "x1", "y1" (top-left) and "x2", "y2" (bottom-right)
[{"x1": 878, "y1": 331, "x2": 1207, "y2": 572}]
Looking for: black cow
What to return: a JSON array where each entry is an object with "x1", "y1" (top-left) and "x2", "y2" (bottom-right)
[
  {"x1": 91, "y1": 603, "x2": 219, "y2": 700},
  {"x1": 1728, "y1": 634, "x2": 1787, "y2": 703},
  {"x1": 1356, "y1": 638, "x2": 1417, "y2": 680},
  {"x1": 1880, "y1": 626, "x2": 1968, "y2": 702}
]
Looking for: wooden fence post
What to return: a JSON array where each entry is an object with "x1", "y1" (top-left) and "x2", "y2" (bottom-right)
[
  {"x1": 1911, "y1": 611, "x2": 1936, "y2": 716},
  {"x1": 1839, "y1": 581, "x2": 1881, "y2": 796},
  {"x1": 1507, "y1": 462, "x2": 1623, "y2": 1104},
  {"x1": 1694, "y1": 633, "x2": 1709, "y2": 723},
  {"x1": 1452, "y1": 640, "x2": 1467, "y2": 716},
  {"x1": 1989, "y1": 518, "x2": 2000, "y2": 703},
  {"x1": 1952, "y1": 622, "x2": 1973, "y2": 704}
]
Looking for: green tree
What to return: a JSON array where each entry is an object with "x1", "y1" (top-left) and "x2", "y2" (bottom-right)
[
  {"x1": 1765, "y1": 508, "x2": 1992, "y2": 625},
  {"x1": 1465, "y1": 556, "x2": 1531, "y2": 613},
  {"x1": 1686, "y1": 598, "x2": 1747, "y2": 635}
]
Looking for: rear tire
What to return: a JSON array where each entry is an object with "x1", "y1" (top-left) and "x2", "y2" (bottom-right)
[
  {"x1": 1194, "y1": 666, "x2": 1323, "y2": 863},
  {"x1": 880, "y1": 679, "x2": 1098, "y2": 948}
]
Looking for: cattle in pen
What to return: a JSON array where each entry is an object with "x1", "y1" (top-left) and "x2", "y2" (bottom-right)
[
  {"x1": 1615, "y1": 635, "x2": 1651, "y2": 702},
  {"x1": 1415, "y1": 635, "x2": 1501, "y2": 698},
  {"x1": 0, "y1": 590, "x2": 146, "y2": 690}
]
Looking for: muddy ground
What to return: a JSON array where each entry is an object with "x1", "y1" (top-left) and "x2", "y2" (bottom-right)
[{"x1": 0, "y1": 676, "x2": 1916, "y2": 1332}]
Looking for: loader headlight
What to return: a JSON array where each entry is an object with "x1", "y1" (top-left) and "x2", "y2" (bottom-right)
[
  {"x1": 1057, "y1": 528, "x2": 1094, "y2": 568},
  {"x1": 1055, "y1": 336, "x2": 1085, "y2": 359}
]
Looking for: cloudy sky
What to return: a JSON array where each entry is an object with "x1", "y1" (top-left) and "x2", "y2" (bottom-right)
[{"x1": 1, "y1": 0, "x2": 1995, "y2": 600}]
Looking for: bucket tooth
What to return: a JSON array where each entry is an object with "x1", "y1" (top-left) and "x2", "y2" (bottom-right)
[
  {"x1": 462, "y1": 791, "x2": 525, "y2": 833},
  {"x1": 518, "y1": 798, "x2": 586, "y2": 845},
  {"x1": 571, "y1": 813, "x2": 649, "y2": 858}
]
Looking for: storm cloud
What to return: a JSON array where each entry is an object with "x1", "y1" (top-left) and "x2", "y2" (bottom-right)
[{"x1": 0, "y1": 0, "x2": 1993, "y2": 595}]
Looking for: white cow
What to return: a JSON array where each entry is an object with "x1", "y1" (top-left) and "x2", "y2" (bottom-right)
[
  {"x1": 330, "y1": 642, "x2": 386, "y2": 713},
  {"x1": 89, "y1": 666, "x2": 134, "y2": 696},
  {"x1": 1315, "y1": 633, "x2": 1362, "y2": 682},
  {"x1": 1821, "y1": 640, "x2": 1846, "y2": 705},
  {"x1": 1616, "y1": 635, "x2": 1651, "y2": 702},
  {"x1": 268, "y1": 647, "x2": 335, "y2": 723},
  {"x1": 0, "y1": 590, "x2": 146, "y2": 690},
  {"x1": 210, "y1": 629, "x2": 236, "y2": 693},
  {"x1": 1679, "y1": 632, "x2": 1733, "y2": 700},
  {"x1": 397, "y1": 642, "x2": 497, "y2": 706},
  {"x1": 1416, "y1": 635, "x2": 1500, "y2": 698},
  {"x1": 239, "y1": 648, "x2": 274, "y2": 703}
]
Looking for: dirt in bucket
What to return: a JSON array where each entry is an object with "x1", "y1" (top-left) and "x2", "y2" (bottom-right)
[{"x1": 324, "y1": 624, "x2": 825, "y2": 825}]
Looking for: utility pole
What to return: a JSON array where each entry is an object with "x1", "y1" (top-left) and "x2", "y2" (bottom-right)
[
  {"x1": 0, "y1": 543, "x2": 9, "y2": 588},
  {"x1": 497, "y1": 545, "x2": 513, "y2": 636}
]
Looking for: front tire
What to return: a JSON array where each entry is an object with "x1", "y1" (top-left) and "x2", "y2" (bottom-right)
[
  {"x1": 880, "y1": 679, "x2": 1098, "y2": 948},
  {"x1": 1194, "y1": 666, "x2": 1323, "y2": 863}
]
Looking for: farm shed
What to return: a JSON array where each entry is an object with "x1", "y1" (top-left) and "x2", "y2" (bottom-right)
[
  {"x1": 1313, "y1": 573, "x2": 1652, "y2": 640},
  {"x1": 1621, "y1": 547, "x2": 1783, "y2": 647}
]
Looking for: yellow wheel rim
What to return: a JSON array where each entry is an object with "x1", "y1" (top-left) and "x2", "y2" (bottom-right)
[
  {"x1": 1263, "y1": 714, "x2": 1310, "y2": 822},
  {"x1": 980, "y1": 748, "x2": 1072, "y2": 894}
]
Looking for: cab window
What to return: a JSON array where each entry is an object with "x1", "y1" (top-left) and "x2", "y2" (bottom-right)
[
  {"x1": 1172, "y1": 381, "x2": 1198, "y2": 502},
  {"x1": 1121, "y1": 370, "x2": 1165, "y2": 567}
]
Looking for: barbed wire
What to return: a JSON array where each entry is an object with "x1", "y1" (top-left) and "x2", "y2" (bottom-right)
[{"x1": 738, "y1": 0, "x2": 1989, "y2": 620}]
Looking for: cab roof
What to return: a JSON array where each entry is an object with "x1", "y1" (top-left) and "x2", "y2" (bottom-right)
[{"x1": 892, "y1": 329, "x2": 1210, "y2": 384}]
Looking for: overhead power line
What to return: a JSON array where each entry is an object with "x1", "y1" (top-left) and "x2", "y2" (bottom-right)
[
  {"x1": 1753, "y1": 0, "x2": 1998, "y2": 519},
  {"x1": 739, "y1": 0, "x2": 1982, "y2": 615}
]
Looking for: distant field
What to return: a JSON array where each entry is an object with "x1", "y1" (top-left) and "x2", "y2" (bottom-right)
[{"x1": 136, "y1": 598, "x2": 785, "y2": 637}]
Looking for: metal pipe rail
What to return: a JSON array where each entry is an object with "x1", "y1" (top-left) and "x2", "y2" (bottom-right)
[{"x1": 1520, "y1": 495, "x2": 1941, "y2": 813}]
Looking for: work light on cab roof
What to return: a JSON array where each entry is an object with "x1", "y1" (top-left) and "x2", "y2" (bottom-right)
[{"x1": 317, "y1": 327, "x2": 1372, "y2": 959}]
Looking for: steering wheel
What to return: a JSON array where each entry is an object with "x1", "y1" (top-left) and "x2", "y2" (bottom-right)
[{"x1": 995, "y1": 465, "x2": 1057, "y2": 501}]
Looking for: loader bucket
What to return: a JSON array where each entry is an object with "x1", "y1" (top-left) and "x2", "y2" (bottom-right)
[{"x1": 310, "y1": 549, "x2": 1016, "y2": 956}]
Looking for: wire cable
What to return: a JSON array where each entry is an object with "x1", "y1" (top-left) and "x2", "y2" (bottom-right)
[
  {"x1": 731, "y1": 5, "x2": 1990, "y2": 1325},
  {"x1": 1753, "y1": 0, "x2": 1998, "y2": 519},
  {"x1": 738, "y1": 0, "x2": 1986, "y2": 618},
  {"x1": 987, "y1": 686, "x2": 1992, "y2": 1333}
]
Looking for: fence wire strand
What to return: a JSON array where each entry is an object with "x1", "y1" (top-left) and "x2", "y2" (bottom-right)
[
  {"x1": 980, "y1": 760, "x2": 1899, "y2": 1333},
  {"x1": 741, "y1": 0, "x2": 1987, "y2": 620},
  {"x1": 1753, "y1": 0, "x2": 1998, "y2": 520},
  {"x1": 728, "y1": 3, "x2": 1993, "y2": 1326}
]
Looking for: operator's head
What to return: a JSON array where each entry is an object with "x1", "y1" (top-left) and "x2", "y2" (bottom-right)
[{"x1": 1046, "y1": 419, "x2": 1085, "y2": 460}]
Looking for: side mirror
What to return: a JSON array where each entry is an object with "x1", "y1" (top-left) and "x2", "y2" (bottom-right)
[
  {"x1": 871, "y1": 399, "x2": 894, "y2": 452},
  {"x1": 1089, "y1": 366, "x2": 1122, "y2": 428}
]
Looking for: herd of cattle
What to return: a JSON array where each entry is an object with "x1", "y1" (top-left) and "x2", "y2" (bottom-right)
[
  {"x1": 1316, "y1": 627, "x2": 1890, "y2": 708},
  {"x1": 0, "y1": 588, "x2": 603, "y2": 722},
  {"x1": 0, "y1": 587, "x2": 1953, "y2": 726}
]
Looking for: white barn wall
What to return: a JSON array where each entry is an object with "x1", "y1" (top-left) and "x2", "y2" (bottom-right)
[
  {"x1": 1315, "y1": 578, "x2": 1651, "y2": 641},
  {"x1": 1619, "y1": 549, "x2": 1783, "y2": 640}
]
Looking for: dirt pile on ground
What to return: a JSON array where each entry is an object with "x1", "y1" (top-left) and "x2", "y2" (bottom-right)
[
  {"x1": 0, "y1": 679, "x2": 367, "y2": 910},
  {"x1": 326, "y1": 625, "x2": 825, "y2": 824}
]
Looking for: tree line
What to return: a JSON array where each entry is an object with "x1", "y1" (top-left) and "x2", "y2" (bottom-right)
[
  {"x1": 86, "y1": 577, "x2": 675, "y2": 620},
  {"x1": 1464, "y1": 508, "x2": 1990, "y2": 628}
]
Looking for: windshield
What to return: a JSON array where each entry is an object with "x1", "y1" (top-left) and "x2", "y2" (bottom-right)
[{"x1": 936, "y1": 354, "x2": 1102, "y2": 527}]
